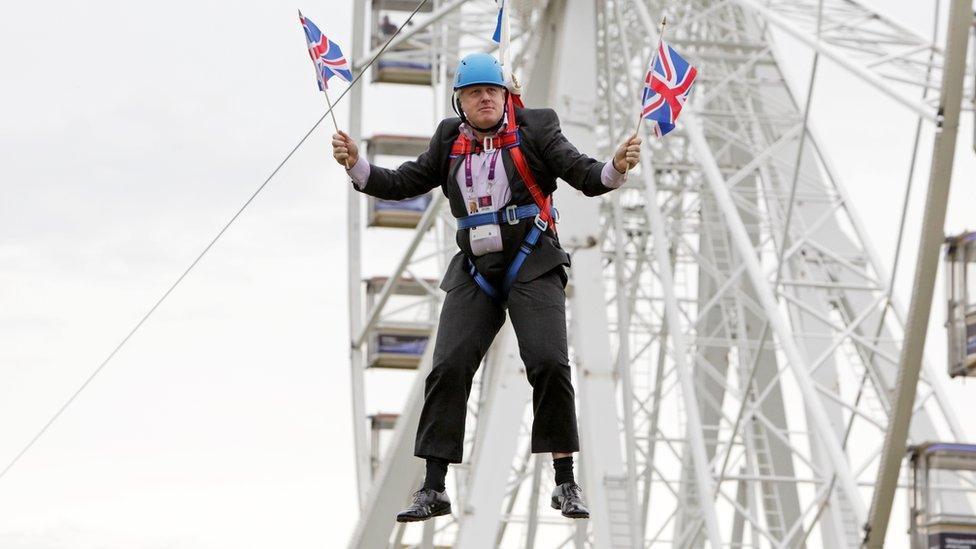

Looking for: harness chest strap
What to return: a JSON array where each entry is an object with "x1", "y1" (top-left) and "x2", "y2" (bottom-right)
[{"x1": 450, "y1": 130, "x2": 520, "y2": 157}]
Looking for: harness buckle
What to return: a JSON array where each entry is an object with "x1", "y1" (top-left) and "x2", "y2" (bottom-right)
[
  {"x1": 533, "y1": 214, "x2": 548, "y2": 232},
  {"x1": 551, "y1": 207, "x2": 560, "y2": 223},
  {"x1": 483, "y1": 136, "x2": 496, "y2": 152},
  {"x1": 504, "y1": 205, "x2": 520, "y2": 225}
]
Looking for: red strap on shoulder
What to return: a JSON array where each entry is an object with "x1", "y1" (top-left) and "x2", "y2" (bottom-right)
[
  {"x1": 508, "y1": 140, "x2": 553, "y2": 227},
  {"x1": 510, "y1": 91, "x2": 525, "y2": 110},
  {"x1": 505, "y1": 94, "x2": 554, "y2": 229}
]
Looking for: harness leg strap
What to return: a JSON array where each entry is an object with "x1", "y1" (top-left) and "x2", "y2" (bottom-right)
[
  {"x1": 467, "y1": 258, "x2": 502, "y2": 303},
  {"x1": 500, "y1": 223, "x2": 544, "y2": 298},
  {"x1": 465, "y1": 224, "x2": 545, "y2": 304}
]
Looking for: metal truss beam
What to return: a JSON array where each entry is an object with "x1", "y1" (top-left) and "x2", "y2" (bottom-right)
[
  {"x1": 686, "y1": 111, "x2": 869, "y2": 525},
  {"x1": 731, "y1": 0, "x2": 944, "y2": 123},
  {"x1": 640, "y1": 152, "x2": 725, "y2": 547}
]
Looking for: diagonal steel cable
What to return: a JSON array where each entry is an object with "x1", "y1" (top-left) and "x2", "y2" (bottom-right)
[{"x1": 0, "y1": 0, "x2": 430, "y2": 484}]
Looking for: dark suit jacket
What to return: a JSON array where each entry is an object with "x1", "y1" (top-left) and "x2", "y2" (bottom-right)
[{"x1": 354, "y1": 107, "x2": 614, "y2": 292}]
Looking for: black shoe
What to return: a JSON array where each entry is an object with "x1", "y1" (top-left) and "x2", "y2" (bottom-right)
[
  {"x1": 396, "y1": 488, "x2": 452, "y2": 522},
  {"x1": 550, "y1": 482, "x2": 590, "y2": 519}
]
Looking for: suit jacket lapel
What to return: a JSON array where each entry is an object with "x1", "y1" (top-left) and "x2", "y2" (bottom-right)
[
  {"x1": 501, "y1": 148, "x2": 517, "y2": 187},
  {"x1": 448, "y1": 155, "x2": 463, "y2": 187},
  {"x1": 446, "y1": 155, "x2": 465, "y2": 213}
]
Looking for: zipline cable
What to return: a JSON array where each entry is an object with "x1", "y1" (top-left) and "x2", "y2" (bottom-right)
[{"x1": 0, "y1": 0, "x2": 430, "y2": 483}]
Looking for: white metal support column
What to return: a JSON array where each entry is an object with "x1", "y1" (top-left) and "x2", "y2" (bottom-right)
[
  {"x1": 686, "y1": 111, "x2": 869, "y2": 525},
  {"x1": 863, "y1": 1, "x2": 974, "y2": 545},
  {"x1": 346, "y1": 0, "x2": 370, "y2": 509}
]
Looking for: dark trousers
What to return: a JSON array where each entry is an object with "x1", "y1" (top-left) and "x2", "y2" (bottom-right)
[{"x1": 414, "y1": 267, "x2": 581, "y2": 464}]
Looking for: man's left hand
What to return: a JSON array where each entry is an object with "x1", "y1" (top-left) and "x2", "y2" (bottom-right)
[{"x1": 613, "y1": 134, "x2": 642, "y2": 174}]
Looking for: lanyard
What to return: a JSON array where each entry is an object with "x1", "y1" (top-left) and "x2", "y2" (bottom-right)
[{"x1": 464, "y1": 149, "x2": 500, "y2": 192}]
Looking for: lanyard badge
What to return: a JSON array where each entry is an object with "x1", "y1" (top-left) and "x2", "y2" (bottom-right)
[
  {"x1": 463, "y1": 150, "x2": 503, "y2": 255},
  {"x1": 464, "y1": 151, "x2": 500, "y2": 214}
]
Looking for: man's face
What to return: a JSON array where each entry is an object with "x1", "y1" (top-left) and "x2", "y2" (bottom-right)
[{"x1": 458, "y1": 85, "x2": 505, "y2": 129}]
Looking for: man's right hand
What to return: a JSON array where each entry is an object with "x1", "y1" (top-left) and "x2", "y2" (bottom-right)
[{"x1": 332, "y1": 130, "x2": 359, "y2": 168}]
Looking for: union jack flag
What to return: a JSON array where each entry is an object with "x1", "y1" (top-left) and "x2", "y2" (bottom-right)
[
  {"x1": 299, "y1": 11, "x2": 353, "y2": 90},
  {"x1": 641, "y1": 41, "x2": 698, "y2": 137}
]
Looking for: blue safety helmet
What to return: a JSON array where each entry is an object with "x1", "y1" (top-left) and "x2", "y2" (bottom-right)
[{"x1": 453, "y1": 53, "x2": 506, "y2": 90}]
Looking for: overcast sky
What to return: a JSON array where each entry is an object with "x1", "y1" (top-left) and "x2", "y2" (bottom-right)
[{"x1": 1, "y1": 1, "x2": 975, "y2": 548}]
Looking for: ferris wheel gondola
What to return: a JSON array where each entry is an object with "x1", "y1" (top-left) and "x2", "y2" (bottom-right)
[{"x1": 945, "y1": 231, "x2": 976, "y2": 377}]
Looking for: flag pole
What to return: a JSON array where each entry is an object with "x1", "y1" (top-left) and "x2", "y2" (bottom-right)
[
  {"x1": 494, "y1": 1, "x2": 525, "y2": 108},
  {"x1": 323, "y1": 87, "x2": 350, "y2": 169},
  {"x1": 635, "y1": 15, "x2": 668, "y2": 135},
  {"x1": 502, "y1": 0, "x2": 511, "y2": 81}
]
